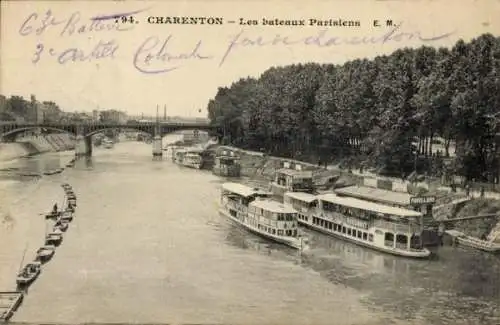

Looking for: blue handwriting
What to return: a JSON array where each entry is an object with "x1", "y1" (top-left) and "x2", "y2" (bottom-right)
[
  {"x1": 31, "y1": 39, "x2": 118, "y2": 65},
  {"x1": 219, "y1": 23, "x2": 456, "y2": 66},
  {"x1": 19, "y1": 9, "x2": 140, "y2": 37},
  {"x1": 133, "y1": 36, "x2": 213, "y2": 74}
]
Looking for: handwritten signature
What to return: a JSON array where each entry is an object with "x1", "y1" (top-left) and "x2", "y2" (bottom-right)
[
  {"x1": 32, "y1": 40, "x2": 118, "y2": 64},
  {"x1": 219, "y1": 23, "x2": 456, "y2": 66},
  {"x1": 19, "y1": 8, "x2": 147, "y2": 37},
  {"x1": 133, "y1": 36, "x2": 213, "y2": 74}
]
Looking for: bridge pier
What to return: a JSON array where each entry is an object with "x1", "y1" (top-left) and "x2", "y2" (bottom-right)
[
  {"x1": 75, "y1": 135, "x2": 86, "y2": 157},
  {"x1": 84, "y1": 135, "x2": 93, "y2": 156},
  {"x1": 152, "y1": 135, "x2": 162, "y2": 159}
]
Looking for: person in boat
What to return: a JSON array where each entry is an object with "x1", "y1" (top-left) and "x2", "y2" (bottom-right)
[{"x1": 52, "y1": 203, "x2": 58, "y2": 214}]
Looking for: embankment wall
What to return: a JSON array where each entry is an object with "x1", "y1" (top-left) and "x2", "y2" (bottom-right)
[{"x1": 0, "y1": 134, "x2": 75, "y2": 161}]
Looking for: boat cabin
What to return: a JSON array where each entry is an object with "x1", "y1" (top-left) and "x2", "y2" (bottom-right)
[
  {"x1": 271, "y1": 168, "x2": 314, "y2": 196},
  {"x1": 247, "y1": 199, "x2": 299, "y2": 237}
]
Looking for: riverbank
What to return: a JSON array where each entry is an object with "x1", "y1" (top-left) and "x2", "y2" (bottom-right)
[
  {"x1": 214, "y1": 145, "x2": 500, "y2": 243},
  {"x1": 0, "y1": 134, "x2": 75, "y2": 163}
]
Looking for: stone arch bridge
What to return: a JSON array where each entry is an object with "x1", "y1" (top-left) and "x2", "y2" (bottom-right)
[{"x1": 0, "y1": 122, "x2": 223, "y2": 157}]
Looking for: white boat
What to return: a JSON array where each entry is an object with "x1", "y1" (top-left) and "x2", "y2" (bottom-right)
[
  {"x1": 219, "y1": 182, "x2": 306, "y2": 250},
  {"x1": 16, "y1": 262, "x2": 41, "y2": 286},
  {"x1": 35, "y1": 245, "x2": 56, "y2": 262},
  {"x1": 445, "y1": 230, "x2": 500, "y2": 253},
  {"x1": 284, "y1": 192, "x2": 431, "y2": 258},
  {"x1": 182, "y1": 152, "x2": 203, "y2": 169}
]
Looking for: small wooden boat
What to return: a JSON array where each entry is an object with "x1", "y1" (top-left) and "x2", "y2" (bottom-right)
[
  {"x1": 54, "y1": 219, "x2": 69, "y2": 231},
  {"x1": 35, "y1": 245, "x2": 55, "y2": 262},
  {"x1": 16, "y1": 262, "x2": 41, "y2": 286},
  {"x1": 45, "y1": 231, "x2": 63, "y2": 246},
  {"x1": 45, "y1": 211, "x2": 61, "y2": 220},
  {"x1": 446, "y1": 230, "x2": 500, "y2": 253},
  {"x1": 0, "y1": 291, "x2": 24, "y2": 322},
  {"x1": 60, "y1": 212, "x2": 73, "y2": 223}
]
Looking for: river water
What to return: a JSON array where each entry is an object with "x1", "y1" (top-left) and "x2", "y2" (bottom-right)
[{"x1": 0, "y1": 140, "x2": 498, "y2": 325}]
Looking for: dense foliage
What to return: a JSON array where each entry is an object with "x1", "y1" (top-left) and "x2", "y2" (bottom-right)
[{"x1": 207, "y1": 34, "x2": 500, "y2": 182}]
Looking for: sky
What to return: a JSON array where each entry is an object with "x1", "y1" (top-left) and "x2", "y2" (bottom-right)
[{"x1": 1, "y1": 0, "x2": 499, "y2": 118}]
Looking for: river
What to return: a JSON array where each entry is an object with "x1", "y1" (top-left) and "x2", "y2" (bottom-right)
[{"x1": 0, "y1": 140, "x2": 498, "y2": 325}]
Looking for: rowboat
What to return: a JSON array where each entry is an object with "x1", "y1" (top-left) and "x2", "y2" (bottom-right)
[
  {"x1": 446, "y1": 230, "x2": 500, "y2": 253},
  {"x1": 16, "y1": 262, "x2": 41, "y2": 287},
  {"x1": 54, "y1": 219, "x2": 69, "y2": 231},
  {"x1": 60, "y1": 211, "x2": 73, "y2": 222},
  {"x1": 35, "y1": 245, "x2": 56, "y2": 262},
  {"x1": 45, "y1": 231, "x2": 63, "y2": 246},
  {"x1": 45, "y1": 211, "x2": 61, "y2": 220}
]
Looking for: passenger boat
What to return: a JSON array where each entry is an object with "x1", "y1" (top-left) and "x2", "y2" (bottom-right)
[
  {"x1": 284, "y1": 192, "x2": 431, "y2": 258},
  {"x1": 213, "y1": 155, "x2": 241, "y2": 177},
  {"x1": 182, "y1": 151, "x2": 203, "y2": 169},
  {"x1": 35, "y1": 245, "x2": 56, "y2": 262},
  {"x1": 270, "y1": 168, "x2": 314, "y2": 197},
  {"x1": 16, "y1": 262, "x2": 41, "y2": 286},
  {"x1": 219, "y1": 182, "x2": 306, "y2": 249},
  {"x1": 445, "y1": 230, "x2": 500, "y2": 253},
  {"x1": 45, "y1": 231, "x2": 63, "y2": 246}
]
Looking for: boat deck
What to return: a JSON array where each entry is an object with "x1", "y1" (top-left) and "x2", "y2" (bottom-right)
[{"x1": 0, "y1": 291, "x2": 23, "y2": 321}]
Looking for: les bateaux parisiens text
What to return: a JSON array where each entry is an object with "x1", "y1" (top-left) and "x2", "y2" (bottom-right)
[{"x1": 18, "y1": 9, "x2": 455, "y2": 73}]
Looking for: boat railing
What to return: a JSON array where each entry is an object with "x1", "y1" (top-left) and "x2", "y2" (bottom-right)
[{"x1": 372, "y1": 219, "x2": 419, "y2": 234}]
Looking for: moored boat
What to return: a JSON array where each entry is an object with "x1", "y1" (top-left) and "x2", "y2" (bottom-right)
[
  {"x1": 54, "y1": 219, "x2": 69, "y2": 231},
  {"x1": 35, "y1": 245, "x2": 56, "y2": 262},
  {"x1": 284, "y1": 191, "x2": 431, "y2": 258},
  {"x1": 16, "y1": 262, "x2": 41, "y2": 287},
  {"x1": 219, "y1": 182, "x2": 306, "y2": 249},
  {"x1": 445, "y1": 229, "x2": 500, "y2": 253},
  {"x1": 45, "y1": 231, "x2": 63, "y2": 246},
  {"x1": 59, "y1": 211, "x2": 73, "y2": 223},
  {"x1": 213, "y1": 155, "x2": 241, "y2": 177}
]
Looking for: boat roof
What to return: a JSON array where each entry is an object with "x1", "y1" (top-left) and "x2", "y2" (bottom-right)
[
  {"x1": 221, "y1": 182, "x2": 269, "y2": 198},
  {"x1": 277, "y1": 168, "x2": 313, "y2": 177},
  {"x1": 249, "y1": 199, "x2": 297, "y2": 213},
  {"x1": 284, "y1": 191, "x2": 317, "y2": 203},
  {"x1": 334, "y1": 185, "x2": 412, "y2": 206},
  {"x1": 316, "y1": 193, "x2": 422, "y2": 218}
]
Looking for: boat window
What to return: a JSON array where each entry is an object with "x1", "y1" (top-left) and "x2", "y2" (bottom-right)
[
  {"x1": 396, "y1": 234, "x2": 408, "y2": 250},
  {"x1": 347, "y1": 228, "x2": 352, "y2": 236},
  {"x1": 278, "y1": 230, "x2": 284, "y2": 236},
  {"x1": 410, "y1": 235, "x2": 422, "y2": 250},
  {"x1": 328, "y1": 222, "x2": 333, "y2": 230},
  {"x1": 368, "y1": 234, "x2": 374, "y2": 242},
  {"x1": 363, "y1": 232, "x2": 368, "y2": 240},
  {"x1": 272, "y1": 229, "x2": 276, "y2": 235},
  {"x1": 305, "y1": 216, "x2": 308, "y2": 222},
  {"x1": 357, "y1": 231, "x2": 362, "y2": 239},
  {"x1": 384, "y1": 233, "x2": 394, "y2": 247},
  {"x1": 342, "y1": 226, "x2": 346, "y2": 234},
  {"x1": 293, "y1": 229, "x2": 297, "y2": 236}
]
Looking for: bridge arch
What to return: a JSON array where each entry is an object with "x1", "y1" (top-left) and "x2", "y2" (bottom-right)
[{"x1": 0, "y1": 126, "x2": 77, "y2": 141}]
